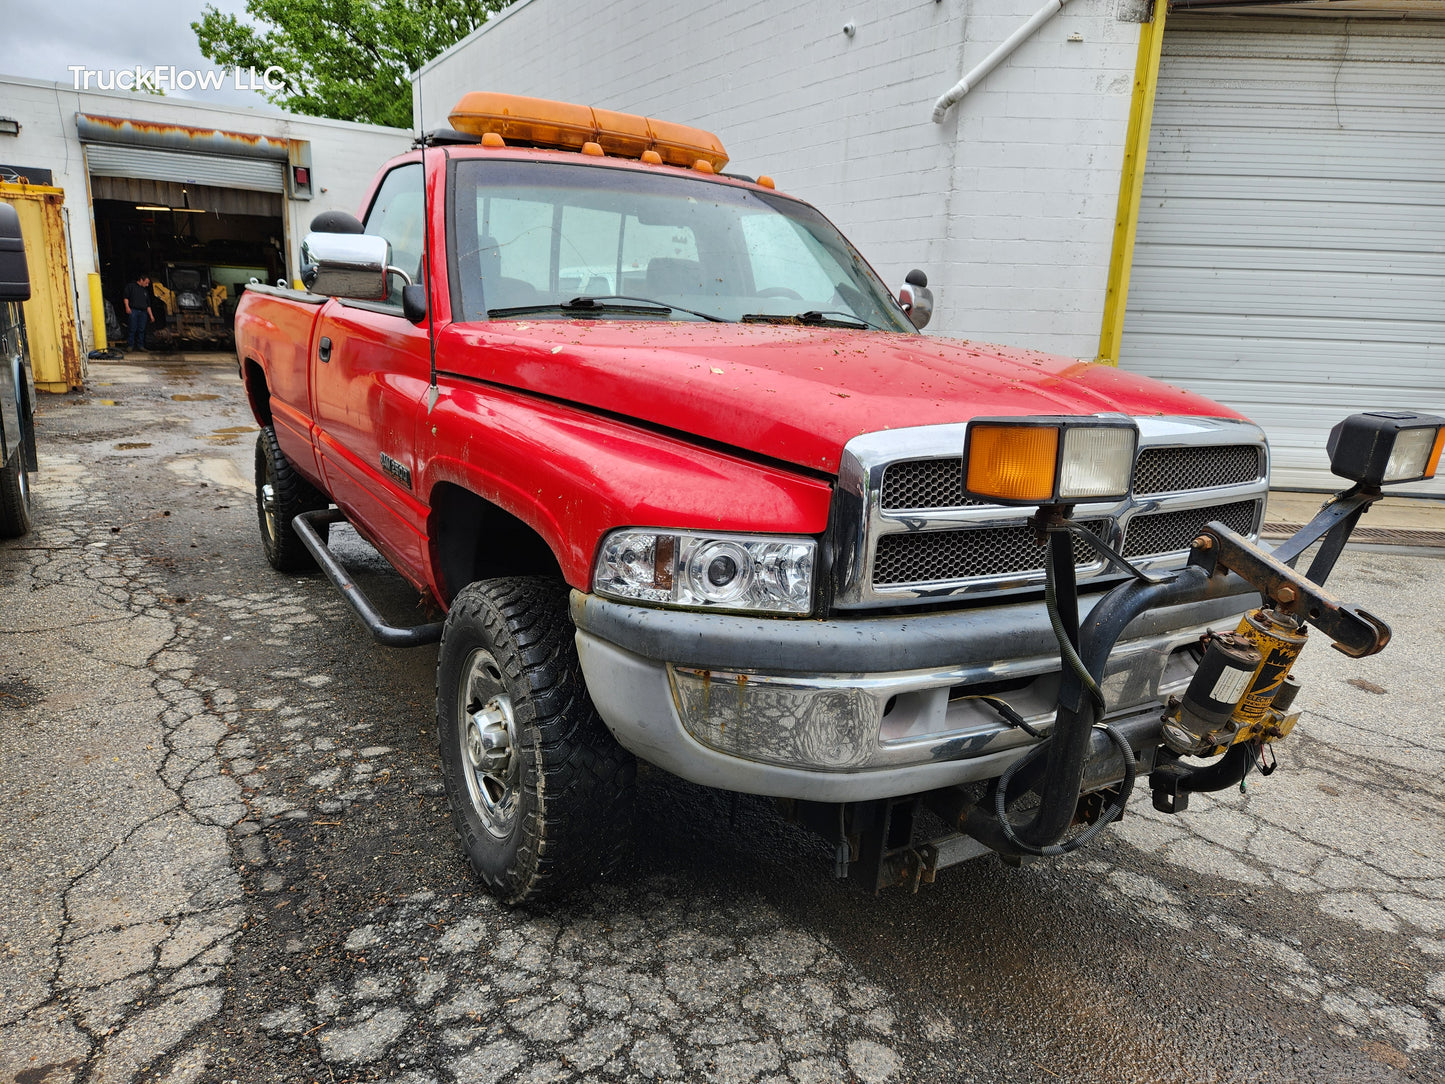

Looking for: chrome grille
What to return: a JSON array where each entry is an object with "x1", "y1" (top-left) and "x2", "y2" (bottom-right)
[
  {"x1": 873, "y1": 520, "x2": 1109, "y2": 586},
  {"x1": 880, "y1": 458, "x2": 982, "y2": 511},
  {"x1": 837, "y1": 418, "x2": 1269, "y2": 610},
  {"x1": 1122, "y1": 500, "x2": 1259, "y2": 558},
  {"x1": 880, "y1": 443, "x2": 1263, "y2": 511},
  {"x1": 1133, "y1": 445, "x2": 1263, "y2": 496}
]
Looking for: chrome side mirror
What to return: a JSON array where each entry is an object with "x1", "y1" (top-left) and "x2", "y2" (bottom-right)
[
  {"x1": 300, "y1": 232, "x2": 412, "y2": 301},
  {"x1": 899, "y1": 268, "x2": 933, "y2": 330}
]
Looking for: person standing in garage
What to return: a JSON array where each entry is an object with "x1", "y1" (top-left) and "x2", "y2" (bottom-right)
[{"x1": 124, "y1": 273, "x2": 154, "y2": 352}]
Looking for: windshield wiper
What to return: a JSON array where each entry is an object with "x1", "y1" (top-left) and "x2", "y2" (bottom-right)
[
  {"x1": 566, "y1": 295, "x2": 725, "y2": 322},
  {"x1": 740, "y1": 310, "x2": 876, "y2": 330},
  {"x1": 486, "y1": 296, "x2": 723, "y2": 322}
]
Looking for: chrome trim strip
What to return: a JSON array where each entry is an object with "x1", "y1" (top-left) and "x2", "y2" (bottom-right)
[{"x1": 834, "y1": 416, "x2": 1269, "y2": 609}]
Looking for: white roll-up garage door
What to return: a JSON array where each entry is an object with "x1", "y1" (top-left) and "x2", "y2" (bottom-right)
[
  {"x1": 1119, "y1": 17, "x2": 1445, "y2": 495},
  {"x1": 85, "y1": 145, "x2": 286, "y2": 193}
]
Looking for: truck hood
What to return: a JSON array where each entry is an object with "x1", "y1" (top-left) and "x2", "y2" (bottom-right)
[{"x1": 441, "y1": 321, "x2": 1244, "y2": 474}]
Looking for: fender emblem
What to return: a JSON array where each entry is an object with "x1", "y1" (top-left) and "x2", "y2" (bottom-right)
[{"x1": 380, "y1": 452, "x2": 412, "y2": 490}]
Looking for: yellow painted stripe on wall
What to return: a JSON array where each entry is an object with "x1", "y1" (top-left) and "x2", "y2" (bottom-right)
[{"x1": 1097, "y1": 2, "x2": 1168, "y2": 366}]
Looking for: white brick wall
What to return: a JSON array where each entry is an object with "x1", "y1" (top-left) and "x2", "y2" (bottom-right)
[
  {"x1": 0, "y1": 75, "x2": 412, "y2": 347},
  {"x1": 415, "y1": 0, "x2": 1142, "y2": 357}
]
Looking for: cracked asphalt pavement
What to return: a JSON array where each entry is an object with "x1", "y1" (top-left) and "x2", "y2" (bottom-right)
[{"x1": 2, "y1": 353, "x2": 1443, "y2": 1083}]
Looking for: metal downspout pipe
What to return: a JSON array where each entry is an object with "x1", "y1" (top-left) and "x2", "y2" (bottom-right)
[{"x1": 931, "y1": 0, "x2": 1078, "y2": 122}]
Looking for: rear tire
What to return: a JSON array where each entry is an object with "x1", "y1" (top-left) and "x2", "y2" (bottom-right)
[
  {"x1": 437, "y1": 576, "x2": 636, "y2": 904},
  {"x1": 0, "y1": 449, "x2": 31, "y2": 539},
  {"x1": 254, "y1": 426, "x2": 328, "y2": 572}
]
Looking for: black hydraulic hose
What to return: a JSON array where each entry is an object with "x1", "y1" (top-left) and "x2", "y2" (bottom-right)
[
  {"x1": 1001, "y1": 534, "x2": 1097, "y2": 849},
  {"x1": 984, "y1": 532, "x2": 1102, "y2": 851},
  {"x1": 993, "y1": 722, "x2": 1137, "y2": 856},
  {"x1": 1077, "y1": 565, "x2": 1212, "y2": 684},
  {"x1": 990, "y1": 536, "x2": 1135, "y2": 856},
  {"x1": 965, "y1": 560, "x2": 1221, "y2": 855}
]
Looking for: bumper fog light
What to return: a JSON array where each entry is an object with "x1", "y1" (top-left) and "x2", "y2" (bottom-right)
[{"x1": 669, "y1": 666, "x2": 879, "y2": 769}]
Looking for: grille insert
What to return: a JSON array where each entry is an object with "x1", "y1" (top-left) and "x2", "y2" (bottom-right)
[
  {"x1": 1132, "y1": 445, "x2": 1262, "y2": 496},
  {"x1": 1122, "y1": 500, "x2": 1259, "y2": 559},
  {"x1": 880, "y1": 444, "x2": 1262, "y2": 511},
  {"x1": 873, "y1": 520, "x2": 1110, "y2": 587},
  {"x1": 880, "y1": 458, "x2": 983, "y2": 511}
]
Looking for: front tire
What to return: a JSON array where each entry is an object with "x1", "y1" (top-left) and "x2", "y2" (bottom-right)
[
  {"x1": 437, "y1": 577, "x2": 636, "y2": 904},
  {"x1": 254, "y1": 426, "x2": 328, "y2": 572}
]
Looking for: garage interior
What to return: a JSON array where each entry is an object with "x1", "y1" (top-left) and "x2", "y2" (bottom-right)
[
  {"x1": 80, "y1": 115, "x2": 302, "y2": 352},
  {"x1": 91, "y1": 178, "x2": 283, "y2": 349}
]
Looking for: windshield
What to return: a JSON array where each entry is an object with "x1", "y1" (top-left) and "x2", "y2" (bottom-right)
[{"x1": 449, "y1": 158, "x2": 915, "y2": 332}]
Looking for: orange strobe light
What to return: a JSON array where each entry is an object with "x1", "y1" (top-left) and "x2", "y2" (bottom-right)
[{"x1": 449, "y1": 92, "x2": 729, "y2": 172}]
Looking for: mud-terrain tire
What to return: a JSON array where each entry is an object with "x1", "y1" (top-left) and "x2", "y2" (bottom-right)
[
  {"x1": 0, "y1": 449, "x2": 31, "y2": 538},
  {"x1": 254, "y1": 426, "x2": 328, "y2": 572},
  {"x1": 437, "y1": 576, "x2": 636, "y2": 904}
]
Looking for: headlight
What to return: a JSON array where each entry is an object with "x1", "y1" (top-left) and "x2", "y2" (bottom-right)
[
  {"x1": 594, "y1": 529, "x2": 816, "y2": 615},
  {"x1": 1327, "y1": 411, "x2": 1445, "y2": 487},
  {"x1": 962, "y1": 415, "x2": 1139, "y2": 505}
]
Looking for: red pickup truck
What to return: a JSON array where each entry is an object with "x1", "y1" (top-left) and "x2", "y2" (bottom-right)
[{"x1": 235, "y1": 93, "x2": 1427, "y2": 904}]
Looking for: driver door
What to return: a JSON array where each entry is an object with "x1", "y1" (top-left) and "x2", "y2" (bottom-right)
[{"x1": 311, "y1": 163, "x2": 433, "y2": 584}]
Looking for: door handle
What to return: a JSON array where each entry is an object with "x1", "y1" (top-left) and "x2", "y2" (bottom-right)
[{"x1": 318, "y1": 336, "x2": 332, "y2": 363}]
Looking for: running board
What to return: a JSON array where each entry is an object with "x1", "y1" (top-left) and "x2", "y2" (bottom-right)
[{"x1": 292, "y1": 508, "x2": 444, "y2": 648}]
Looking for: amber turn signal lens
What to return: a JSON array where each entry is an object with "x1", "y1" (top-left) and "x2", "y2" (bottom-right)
[
  {"x1": 965, "y1": 425, "x2": 1059, "y2": 503},
  {"x1": 1427, "y1": 427, "x2": 1445, "y2": 480}
]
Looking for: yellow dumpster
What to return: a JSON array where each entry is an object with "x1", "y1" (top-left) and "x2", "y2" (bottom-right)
[{"x1": 0, "y1": 182, "x2": 84, "y2": 392}]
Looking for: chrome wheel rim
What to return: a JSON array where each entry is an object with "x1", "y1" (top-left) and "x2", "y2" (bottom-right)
[
  {"x1": 458, "y1": 649, "x2": 520, "y2": 838},
  {"x1": 260, "y1": 480, "x2": 278, "y2": 543}
]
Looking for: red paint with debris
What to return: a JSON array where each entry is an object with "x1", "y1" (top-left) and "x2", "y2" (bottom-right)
[{"x1": 235, "y1": 146, "x2": 1238, "y2": 600}]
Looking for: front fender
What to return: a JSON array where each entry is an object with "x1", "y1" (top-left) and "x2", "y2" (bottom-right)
[{"x1": 418, "y1": 379, "x2": 834, "y2": 591}]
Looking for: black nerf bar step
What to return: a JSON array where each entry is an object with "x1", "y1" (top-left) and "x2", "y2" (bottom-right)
[{"x1": 292, "y1": 508, "x2": 444, "y2": 648}]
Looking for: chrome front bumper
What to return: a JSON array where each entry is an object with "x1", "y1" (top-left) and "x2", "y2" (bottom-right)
[{"x1": 570, "y1": 579, "x2": 1256, "y2": 802}]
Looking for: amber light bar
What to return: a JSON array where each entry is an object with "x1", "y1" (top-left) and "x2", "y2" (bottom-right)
[
  {"x1": 449, "y1": 92, "x2": 729, "y2": 172},
  {"x1": 963, "y1": 416, "x2": 1139, "y2": 505}
]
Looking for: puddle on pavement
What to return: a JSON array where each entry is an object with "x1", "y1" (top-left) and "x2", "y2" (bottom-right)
[
  {"x1": 171, "y1": 394, "x2": 220, "y2": 402},
  {"x1": 115, "y1": 442, "x2": 152, "y2": 450},
  {"x1": 206, "y1": 425, "x2": 258, "y2": 446}
]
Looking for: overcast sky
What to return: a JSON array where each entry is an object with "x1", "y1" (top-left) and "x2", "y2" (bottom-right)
[{"x1": 1, "y1": 0, "x2": 283, "y2": 110}]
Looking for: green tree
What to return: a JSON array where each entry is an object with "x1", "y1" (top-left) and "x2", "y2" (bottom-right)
[{"x1": 193, "y1": 0, "x2": 503, "y2": 128}]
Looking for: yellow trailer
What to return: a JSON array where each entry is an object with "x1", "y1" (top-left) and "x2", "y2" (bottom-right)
[{"x1": 0, "y1": 182, "x2": 84, "y2": 392}]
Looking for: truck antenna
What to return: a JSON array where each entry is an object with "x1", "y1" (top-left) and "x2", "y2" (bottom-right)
[{"x1": 417, "y1": 78, "x2": 439, "y2": 411}]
